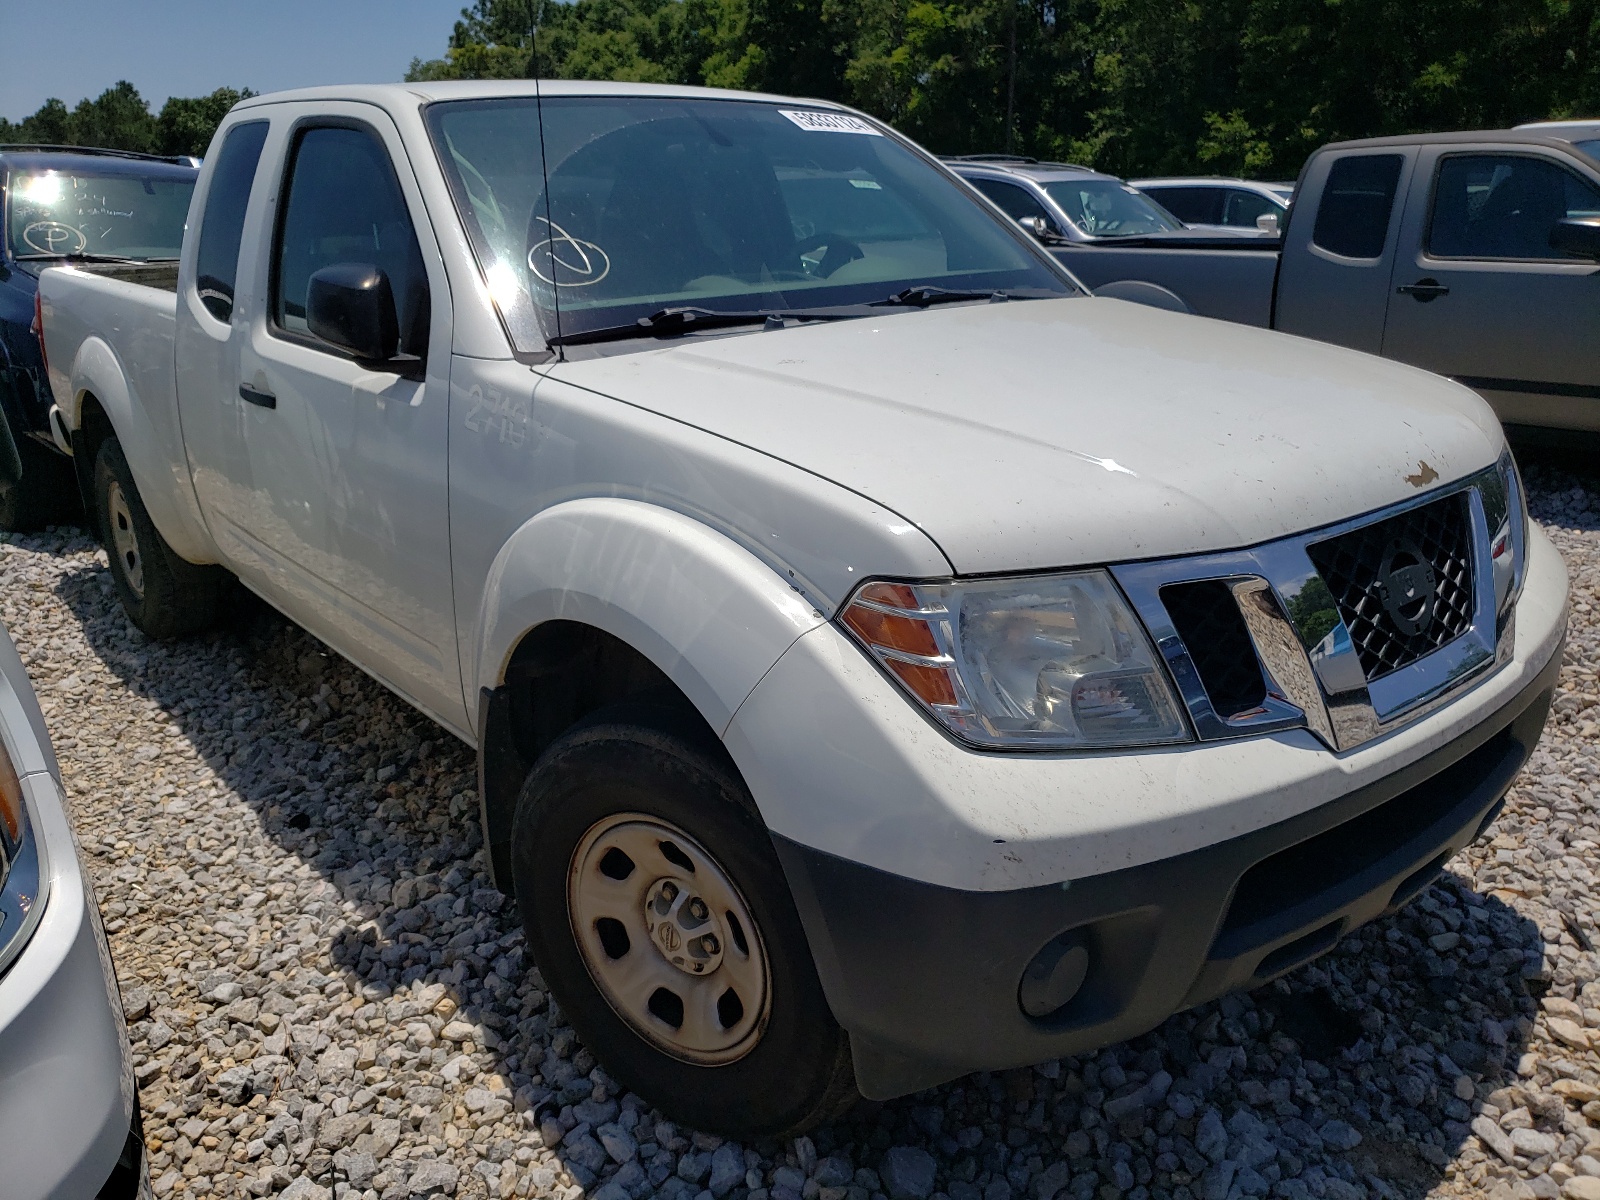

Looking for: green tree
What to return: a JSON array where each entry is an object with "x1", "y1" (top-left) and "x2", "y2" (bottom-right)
[
  {"x1": 66, "y1": 81, "x2": 158, "y2": 154},
  {"x1": 403, "y1": 0, "x2": 1600, "y2": 174},
  {"x1": 2, "y1": 82, "x2": 252, "y2": 157},
  {"x1": 157, "y1": 88, "x2": 256, "y2": 157}
]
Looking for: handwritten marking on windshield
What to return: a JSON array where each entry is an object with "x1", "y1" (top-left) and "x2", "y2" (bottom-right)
[
  {"x1": 528, "y1": 219, "x2": 611, "y2": 288},
  {"x1": 22, "y1": 222, "x2": 86, "y2": 256}
]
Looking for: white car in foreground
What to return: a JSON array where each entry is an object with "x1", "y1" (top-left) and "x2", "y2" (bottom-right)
[
  {"x1": 36, "y1": 81, "x2": 1568, "y2": 1136},
  {"x1": 0, "y1": 621, "x2": 148, "y2": 1197}
]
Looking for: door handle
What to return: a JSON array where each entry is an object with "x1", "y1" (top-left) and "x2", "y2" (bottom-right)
[
  {"x1": 238, "y1": 384, "x2": 277, "y2": 409},
  {"x1": 1396, "y1": 278, "x2": 1450, "y2": 301}
]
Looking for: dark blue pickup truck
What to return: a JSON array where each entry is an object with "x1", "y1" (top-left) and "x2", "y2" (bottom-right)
[{"x1": 0, "y1": 146, "x2": 196, "y2": 529}]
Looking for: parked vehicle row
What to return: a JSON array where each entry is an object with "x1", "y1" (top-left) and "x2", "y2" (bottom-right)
[
  {"x1": 1002, "y1": 126, "x2": 1600, "y2": 435},
  {"x1": 35, "y1": 81, "x2": 1568, "y2": 1136},
  {"x1": 0, "y1": 146, "x2": 197, "y2": 531},
  {"x1": 945, "y1": 155, "x2": 1271, "y2": 241}
]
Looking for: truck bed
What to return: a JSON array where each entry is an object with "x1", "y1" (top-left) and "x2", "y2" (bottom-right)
[
  {"x1": 37, "y1": 263, "x2": 194, "y2": 550},
  {"x1": 72, "y1": 261, "x2": 181, "y2": 293},
  {"x1": 1052, "y1": 238, "x2": 1280, "y2": 327}
]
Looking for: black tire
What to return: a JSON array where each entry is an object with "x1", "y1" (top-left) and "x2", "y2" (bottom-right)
[
  {"x1": 0, "y1": 434, "x2": 82, "y2": 532},
  {"x1": 511, "y1": 709, "x2": 858, "y2": 1137},
  {"x1": 93, "y1": 438, "x2": 226, "y2": 638}
]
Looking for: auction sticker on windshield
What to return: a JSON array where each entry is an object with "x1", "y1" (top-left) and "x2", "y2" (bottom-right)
[{"x1": 779, "y1": 110, "x2": 882, "y2": 136}]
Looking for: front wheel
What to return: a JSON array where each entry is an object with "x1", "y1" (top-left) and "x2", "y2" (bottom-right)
[
  {"x1": 511, "y1": 711, "x2": 857, "y2": 1136},
  {"x1": 93, "y1": 438, "x2": 226, "y2": 638}
]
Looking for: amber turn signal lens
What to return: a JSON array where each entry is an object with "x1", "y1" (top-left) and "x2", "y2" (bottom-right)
[
  {"x1": 885, "y1": 659, "x2": 959, "y2": 707},
  {"x1": 840, "y1": 584, "x2": 962, "y2": 709},
  {"x1": 839, "y1": 605, "x2": 941, "y2": 658},
  {"x1": 0, "y1": 739, "x2": 22, "y2": 846}
]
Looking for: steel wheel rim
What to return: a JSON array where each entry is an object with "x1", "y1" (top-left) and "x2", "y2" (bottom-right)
[
  {"x1": 106, "y1": 481, "x2": 143, "y2": 599},
  {"x1": 569, "y1": 813, "x2": 771, "y2": 1065}
]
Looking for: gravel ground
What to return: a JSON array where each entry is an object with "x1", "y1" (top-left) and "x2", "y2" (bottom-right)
[{"x1": 1, "y1": 455, "x2": 1596, "y2": 1200}]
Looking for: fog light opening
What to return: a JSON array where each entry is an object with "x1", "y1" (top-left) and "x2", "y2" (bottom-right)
[{"x1": 1019, "y1": 929, "x2": 1091, "y2": 1019}]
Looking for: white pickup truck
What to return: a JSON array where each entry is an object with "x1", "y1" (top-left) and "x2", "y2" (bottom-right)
[{"x1": 38, "y1": 81, "x2": 1568, "y2": 1136}]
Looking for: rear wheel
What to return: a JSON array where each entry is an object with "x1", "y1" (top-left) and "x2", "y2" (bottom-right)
[
  {"x1": 511, "y1": 710, "x2": 857, "y2": 1136},
  {"x1": 93, "y1": 438, "x2": 226, "y2": 638},
  {"x1": 0, "y1": 435, "x2": 81, "y2": 532}
]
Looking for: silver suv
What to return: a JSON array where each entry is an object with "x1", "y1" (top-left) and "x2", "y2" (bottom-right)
[{"x1": 945, "y1": 155, "x2": 1255, "y2": 241}]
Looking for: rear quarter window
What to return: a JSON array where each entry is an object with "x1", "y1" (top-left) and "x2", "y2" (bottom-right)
[
  {"x1": 195, "y1": 121, "x2": 270, "y2": 322},
  {"x1": 1312, "y1": 154, "x2": 1404, "y2": 259}
]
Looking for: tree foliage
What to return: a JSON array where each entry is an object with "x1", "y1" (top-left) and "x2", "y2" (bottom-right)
[
  {"x1": 407, "y1": 0, "x2": 1600, "y2": 175},
  {"x1": 0, "y1": 84, "x2": 255, "y2": 158}
]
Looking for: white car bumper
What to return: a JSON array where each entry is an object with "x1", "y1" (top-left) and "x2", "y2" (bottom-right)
[{"x1": 0, "y1": 771, "x2": 140, "y2": 1200}]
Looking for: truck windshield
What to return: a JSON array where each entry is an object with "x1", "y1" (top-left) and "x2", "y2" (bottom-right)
[
  {"x1": 1042, "y1": 180, "x2": 1183, "y2": 237},
  {"x1": 8, "y1": 170, "x2": 194, "y2": 261},
  {"x1": 425, "y1": 96, "x2": 1076, "y2": 350}
]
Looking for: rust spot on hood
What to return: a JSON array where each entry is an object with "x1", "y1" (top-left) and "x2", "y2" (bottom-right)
[{"x1": 1405, "y1": 460, "x2": 1439, "y2": 487}]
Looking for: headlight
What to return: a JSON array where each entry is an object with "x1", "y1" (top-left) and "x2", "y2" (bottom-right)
[
  {"x1": 840, "y1": 571, "x2": 1192, "y2": 749},
  {"x1": 1485, "y1": 447, "x2": 1529, "y2": 629},
  {"x1": 0, "y1": 732, "x2": 44, "y2": 976}
]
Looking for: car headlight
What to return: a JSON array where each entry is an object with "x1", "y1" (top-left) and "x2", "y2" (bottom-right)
[
  {"x1": 0, "y1": 733, "x2": 44, "y2": 976},
  {"x1": 840, "y1": 571, "x2": 1192, "y2": 749},
  {"x1": 1485, "y1": 447, "x2": 1529, "y2": 629}
]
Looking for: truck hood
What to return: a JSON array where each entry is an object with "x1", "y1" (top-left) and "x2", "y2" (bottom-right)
[{"x1": 550, "y1": 296, "x2": 1505, "y2": 575}]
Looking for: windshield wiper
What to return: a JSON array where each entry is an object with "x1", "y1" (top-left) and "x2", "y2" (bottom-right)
[
  {"x1": 872, "y1": 285, "x2": 1058, "y2": 308},
  {"x1": 547, "y1": 305, "x2": 866, "y2": 347},
  {"x1": 14, "y1": 251, "x2": 170, "y2": 264}
]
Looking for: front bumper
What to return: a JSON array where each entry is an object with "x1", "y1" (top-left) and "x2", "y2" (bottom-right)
[
  {"x1": 0, "y1": 772, "x2": 142, "y2": 1200},
  {"x1": 776, "y1": 640, "x2": 1557, "y2": 1098},
  {"x1": 727, "y1": 526, "x2": 1567, "y2": 1100}
]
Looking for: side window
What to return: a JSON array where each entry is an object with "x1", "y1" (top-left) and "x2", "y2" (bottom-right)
[
  {"x1": 1221, "y1": 189, "x2": 1279, "y2": 227},
  {"x1": 1312, "y1": 154, "x2": 1404, "y2": 259},
  {"x1": 194, "y1": 121, "x2": 269, "y2": 322},
  {"x1": 1146, "y1": 187, "x2": 1220, "y2": 225},
  {"x1": 1428, "y1": 154, "x2": 1600, "y2": 260},
  {"x1": 970, "y1": 178, "x2": 1053, "y2": 225},
  {"x1": 272, "y1": 125, "x2": 429, "y2": 358}
]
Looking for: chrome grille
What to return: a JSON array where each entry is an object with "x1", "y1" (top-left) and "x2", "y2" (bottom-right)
[
  {"x1": 1304, "y1": 492, "x2": 1474, "y2": 681},
  {"x1": 1160, "y1": 581, "x2": 1267, "y2": 719},
  {"x1": 1111, "y1": 460, "x2": 1510, "y2": 753}
]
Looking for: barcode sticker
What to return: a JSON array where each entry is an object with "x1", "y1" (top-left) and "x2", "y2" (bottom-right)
[{"x1": 779, "y1": 109, "x2": 883, "y2": 136}]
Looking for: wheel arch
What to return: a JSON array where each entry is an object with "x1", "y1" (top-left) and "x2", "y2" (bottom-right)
[
  {"x1": 473, "y1": 498, "x2": 827, "y2": 893},
  {"x1": 63, "y1": 336, "x2": 216, "y2": 563}
]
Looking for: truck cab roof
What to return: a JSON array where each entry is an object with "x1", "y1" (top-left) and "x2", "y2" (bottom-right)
[
  {"x1": 1322, "y1": 126, "x2": 1597, "y2": 152},
  {"x1": 234, "y1": 79, "x2": 834, "y2": 111}
]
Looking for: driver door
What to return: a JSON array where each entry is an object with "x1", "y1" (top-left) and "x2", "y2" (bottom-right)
[{"x1": 228, "y1": 105, "x2": 465, "y2": 731}]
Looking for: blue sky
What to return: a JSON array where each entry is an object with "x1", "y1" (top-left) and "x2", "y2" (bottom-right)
[{"x1": 0, "y1": 0, "x2": 469, "y2": 120}]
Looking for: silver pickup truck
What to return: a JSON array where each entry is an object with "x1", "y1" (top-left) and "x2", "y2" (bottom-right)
[
  {"x1": 35, "y1": 82, "x2": 1569, "y2": 1137},
  {"x1": 1047, "y1": 127, "x2": 1600, "y2": 436}
]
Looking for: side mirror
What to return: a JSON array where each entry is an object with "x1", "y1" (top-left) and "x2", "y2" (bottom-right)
[
  {"x1": 306, "y1": 263, "x2": 399, "y2": 362},
  {"x1": 1255, "y1": 212, "x2": 1281, "y2": 235},
  {"x1": 1549, "y1": 216, "x2": 1600, "y2": 260},
  {"x1": 1018, "y1": 215, "x2": 1063, "y2": 243}
]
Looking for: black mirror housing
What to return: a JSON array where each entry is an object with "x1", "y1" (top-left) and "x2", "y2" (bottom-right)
[
  {"x1": 306, "y1": 263, "x2": 400, "y2": 362},
  {"x1": 1549, "y1": 216, "x2": 1600, "y2": 261}
]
